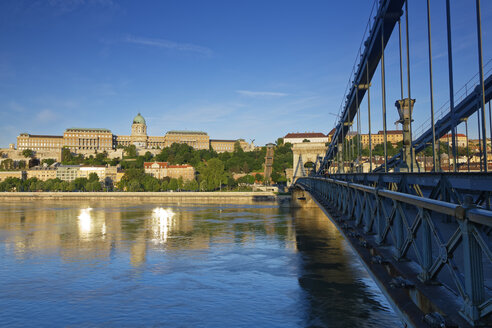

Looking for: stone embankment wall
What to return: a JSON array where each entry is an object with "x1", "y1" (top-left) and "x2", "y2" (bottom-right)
[{"x1": 0, "y1": 191, "x2": 291, "y2": 205}]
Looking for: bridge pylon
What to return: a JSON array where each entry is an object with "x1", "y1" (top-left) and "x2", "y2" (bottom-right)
[{"x1": 395, "y1": 98, "x2": 417, "y2": 172}]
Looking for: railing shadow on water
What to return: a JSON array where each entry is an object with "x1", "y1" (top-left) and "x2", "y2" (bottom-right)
[{"x1": 295, "y1": 176, "x2": 492, "y2": 327}]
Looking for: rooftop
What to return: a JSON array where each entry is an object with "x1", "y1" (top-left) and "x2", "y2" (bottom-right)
[
  {"x1": 377, "y1": 130, "x2": 402, "y2": 135},
  {"x1": 144, "y1": 162, "x2": 193, "y2": 168},
  {"x1": 19, "y1": 134, "x2": 63, "y2": 139},
  {"x1": 440, "y1": 133, "x2": 467, "y2": 138},
  {"x1": 284, "y1": 132, "x2": 327, "y2": 138},
  {"x1": 65, "y1": 128, "x2": 112, "y2": 133},
  {"x1": 166, "y1": 130, "x2": 208, "y2": 135},
  {"x1": 210, "y1": 139, "x2": 237, "y2": 143}
]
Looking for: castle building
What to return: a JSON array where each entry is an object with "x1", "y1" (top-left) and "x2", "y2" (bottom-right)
[
  {"x1": 115, "y1": 113, "x2": 167, "y2": 149},
  {"x1": 210, "y1": 139, "x2": 253, "y2": 153},
  {"x1": 63, "y1": 128, "x2": 114, "y2": 151},
  {"x1": 164, "y1": 131, "x2": 210, "y2": 150},
  {"x1": 17, "y1": 133, "x2": 64, "y2": 152},
  {"x1": 14, "y1": 113, "x2": 251, "y2": 154}
]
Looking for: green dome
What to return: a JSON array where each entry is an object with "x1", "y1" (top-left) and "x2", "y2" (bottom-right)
[{"x1": 133, "y1": 113, "x2": 146, "y2": 124}]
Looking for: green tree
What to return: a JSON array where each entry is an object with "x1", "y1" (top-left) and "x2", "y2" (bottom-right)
[
  {"x1": 197, "y1": 158, "x2": 227, "y2": 191},
  {"x1": 124, "y1": 145, "x2": 137, "y2": 158},
  {"x1": 41, "y1": 158, "x2": 56, "y2": 166},
  {"x1": 128, "y1": 180, "x2": 141, "y2": 192},
  {"x1": 22, "y1": 149, "x2": 34, "y2": 158},
  {"x1": 234, "y1": 141, "x2": 243, "y2": 153},
  {"x1": 17, "y1": 160, "x2": 27, "y2": 169},
  {"x1": 71, "y1": 178, "x2": 88, "y2": 191},
  {"x1": 0, "y1": 159, "x2": 14, "y2": 171},
  {"x1": 88, "y1": 172, "x2": 99, "y2": 183},
  {"x1": 168, "y1": 178, "x2": 178, "y2": 191},
  {"x1": 61, "y1": 148, "x2": 73, "y2": 164}
]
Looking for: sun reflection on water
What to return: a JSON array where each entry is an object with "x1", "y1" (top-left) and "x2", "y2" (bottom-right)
[
  {"x1": 151, "y1": 207, "x2": 176, "y2": 243},
  {"x1": 77, "y1": 208, "x2": 106, "y2": 239},
  {"x1": 78, "y1": 208, "x2": 93, "y2": 234}
]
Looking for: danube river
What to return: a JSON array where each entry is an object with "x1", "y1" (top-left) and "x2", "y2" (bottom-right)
[{"x1": 0, "y1": 200, "x2": 401, "y2": 327}]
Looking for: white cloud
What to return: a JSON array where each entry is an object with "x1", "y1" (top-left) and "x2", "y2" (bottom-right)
[
  {"x1": 36, "y1": 109, "x2": 58, "y2": 122},
  {"x1": 236, "y1": 90, "x2": 289, "y2": 97},
  {"x1": 124, "y1": 35, "x2": 213, "y2": 56}
]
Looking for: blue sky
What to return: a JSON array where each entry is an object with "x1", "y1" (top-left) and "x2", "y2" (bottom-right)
[{"x1": 0, "y1": 0, "x2": 491, "y2": 147}]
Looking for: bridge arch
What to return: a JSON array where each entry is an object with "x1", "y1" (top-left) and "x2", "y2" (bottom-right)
[{"x1": 291, "y1": 142, "x2": 327, "y2": 184}]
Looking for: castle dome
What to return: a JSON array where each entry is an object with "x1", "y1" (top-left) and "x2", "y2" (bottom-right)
[{"x1": 133, "y1": 113, "x2": 146, "y2": 125}]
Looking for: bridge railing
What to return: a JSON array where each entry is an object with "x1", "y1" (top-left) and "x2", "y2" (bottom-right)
[{"x1": 296, "y1": 176, "x2": 492, "y2": 326}]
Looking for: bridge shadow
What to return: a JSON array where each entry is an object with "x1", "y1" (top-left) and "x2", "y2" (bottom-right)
[{"x1": 292, "y1": 206, "x2": 401, "y2": 328}]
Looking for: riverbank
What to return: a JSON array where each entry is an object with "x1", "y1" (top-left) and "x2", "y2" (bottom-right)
[{"x1": 0, "y1": 191, "x2": 291, "y2": 204}]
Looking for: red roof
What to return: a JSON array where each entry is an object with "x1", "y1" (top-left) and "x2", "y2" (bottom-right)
[
  {"x1": 327, "y1": 128, "x2": 336, "y2": 136},
  {"x1": 440, "y1": 133, "x2": 466, "y2": 138},
  {"x1": 284, "y1": 132, "x2": 327, "y2": 138}
]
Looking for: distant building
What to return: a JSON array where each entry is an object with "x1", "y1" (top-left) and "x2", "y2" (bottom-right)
[
  {"x1": 360, "y1": 130, "x2": 403, "y2": 148},
  {"x1": 17, "y1": 133, "x2": 64, "y2": 152},
  {"x1": 164, "y1": 131, "x2": 210, "y2": 150},
  {"x1": 0, "y1": 171, "x2": 25, "y2": 181},
  {"x1": 63, "y1": 128, "x2": 114, "y2": 152},
  {"x1": 78, "y1": 165, "x2": 109, "y2": 181},
  {"x1": 210, "y1": 139, "x2": 253, "y2": 153},
  {"x1": 27, "y1": 165, "x2": 58, "y2": 181},
  {"x1": 56, "y1": 165, "x2": 80, "y2": 182},
  {"x1": 116, "y1": 113, "x2": 167, "y2": 149},
  {"x1": 14, "y1": 113, "x2": 252, "y2": 154},
  {"x1": 284, "y1": 132, "x2": 329, "y2": 144},
  {"x1": 439, "y1": 133, "x2": 468, "y2": 147},
  {"x1": 144, "y1": 162, "x2": 195, "y2": 181}
]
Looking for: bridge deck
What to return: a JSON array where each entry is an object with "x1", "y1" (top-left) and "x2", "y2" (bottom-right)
[{"x1": 294, "y1": 176, "x2": 492, "y2": 327}]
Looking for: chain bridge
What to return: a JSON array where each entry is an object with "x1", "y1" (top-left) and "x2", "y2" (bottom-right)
[{"x1": 291, "y1": 0, "x2": 492, "y2": 327}]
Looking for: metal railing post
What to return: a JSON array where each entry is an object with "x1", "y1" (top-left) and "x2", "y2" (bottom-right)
[{"x1": 461, "y1": 197, "x2": 484, "y2": 324}]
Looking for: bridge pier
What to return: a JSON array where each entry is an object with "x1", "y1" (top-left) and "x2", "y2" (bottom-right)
[{"x1": 291, "y1": 188, "x2": 318, "y2": 208}]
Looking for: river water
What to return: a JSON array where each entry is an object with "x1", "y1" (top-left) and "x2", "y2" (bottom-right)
[{"x1": 0, "y1": 200, "x2": 401, "y2": 327}]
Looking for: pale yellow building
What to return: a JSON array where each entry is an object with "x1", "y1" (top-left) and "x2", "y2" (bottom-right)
[
  {"x1": 116, "y1": 113, "x2": 167, "y2": 149},
  {"x1": 210, "y1": 139, "x2": 253, "y2": 153},
  {"x1": 27, "y1": 166, "x2": 57, "y2": 181},
  {"x1": 439, "y1": 133, "x2": 468, "y2": 147},
  {"x1": 63, "y1": 128, "x2": 114, "y2": 151},
  {"x1": 164, "y1": 131, "x2": 209, "y2": 150},
  {"x1": 15, "y1": 113, "x2": 250, "y2": 154},
  {"x1": 0, "y1": 171, "x2": 25, "y2": 181},
  {"x1": 144, "y1": 162, "x2": 195, "y2": 181},
  {"x1": 56, "y1": 165, "x2": 80, "y2": 182},
  {"x1": 359, "y1": 130, "x2": 403, "y2": 148},
  {"x1": 77, "y1": 165, "x2": 119, "y2": 183},
  {"x1": 17, "y1": 134, "x2": 64, "y2": 152}
]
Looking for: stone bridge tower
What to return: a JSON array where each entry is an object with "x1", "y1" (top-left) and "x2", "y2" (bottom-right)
[{"x1": 289, "y1": 142, "x2": 327, "y2": 185}]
